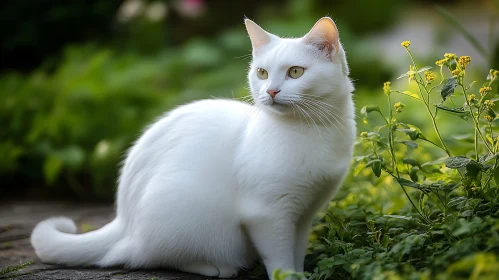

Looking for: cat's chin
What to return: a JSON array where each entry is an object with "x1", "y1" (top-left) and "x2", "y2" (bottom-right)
[{"x1": 260, "y1": 102, "x2": 293, "y2": 116}]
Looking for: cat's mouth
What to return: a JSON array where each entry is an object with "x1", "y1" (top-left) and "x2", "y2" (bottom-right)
[
  {"x1": 267, "y1": 100, "x2": 292, "y2": 114},
  {"x1": 271, "y1": 100, "x2": 285, "y2": 106}
]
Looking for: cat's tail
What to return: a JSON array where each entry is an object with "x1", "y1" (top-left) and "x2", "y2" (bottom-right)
[{"x1": 31, "y1": 217, "x2": 125, "y2": 267}]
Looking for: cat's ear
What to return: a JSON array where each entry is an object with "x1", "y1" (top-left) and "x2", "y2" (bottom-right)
[
  {"x1": 303, "y1": 17, "x2": 340, "y2": 55},
  {"x1": 244, "y1": 18, "x2": 276, "y2": 49}
]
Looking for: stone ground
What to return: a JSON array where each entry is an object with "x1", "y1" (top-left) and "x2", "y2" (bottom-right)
[{"x1": 0, "y1": 201, "x2": 255, "y2": 280}]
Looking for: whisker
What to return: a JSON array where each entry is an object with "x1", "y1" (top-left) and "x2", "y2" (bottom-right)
[
  {"x1": 299, "y1": 100, "x2": 346, "y2": 137},
  {"x1": 298, "y1": 98, "x2": 351, "y2": 136},
  {"x1": 295, "y1": 103, "x2": 322, "y2": 137},
  {"x1": 294, "y1": 103, "x2": 313, "y2": 130}
]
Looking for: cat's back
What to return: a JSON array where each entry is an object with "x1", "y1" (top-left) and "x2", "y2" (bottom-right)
[
  {"x1": 117, "y1": 99, "x2": 255, "y2": 214},
  {"x1": 120, "y1": 99, "x2": 253, "y2": 185},
  {"x1": 132, "y1": 99, "x2": 253, "y2": 150}
]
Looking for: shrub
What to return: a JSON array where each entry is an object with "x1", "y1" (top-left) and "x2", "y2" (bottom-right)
[{"x1": 303, "y1": 42, "x2": 499, "y2": 279}]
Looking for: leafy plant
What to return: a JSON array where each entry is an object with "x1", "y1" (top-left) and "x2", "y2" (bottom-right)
[
  {"x1": 0, "y1": 260, "x2": 33, "y2": 279},
  {"x1": 303, "y1": 41, "x2": 499, "y2": 279}
]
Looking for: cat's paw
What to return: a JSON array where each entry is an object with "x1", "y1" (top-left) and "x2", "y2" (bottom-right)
[
  {"x1": 217, "y1": 265, "x2": 238, "y2": 278},
  {"x1": 180, "y1": 263, "x2": 220, "y2": 277},
  {"x1": 180, "y1": 263, "x2": 238, "y2": 278}
]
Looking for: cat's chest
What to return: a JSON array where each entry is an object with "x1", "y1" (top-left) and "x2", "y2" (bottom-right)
[{"x1": 235, "y1": 121, "x2": 352, "y2": 192}]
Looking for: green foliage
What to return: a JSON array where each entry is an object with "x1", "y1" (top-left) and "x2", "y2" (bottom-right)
[
  {"x1": 0, "y1": 0, "x2": 400, "y2": 198},
  {"x1": 3, "y1": 2, "x2": 498, "y2": 279},
  {"x1": 303, "y1": 44, "x2": 499, "y2": 279},
  {"x1": 0, "y1": 38, "x2": 248, "y2": 198},
  {"x1": 273, "y1": 269, "x2": 309, "y2": 280},
  {"x1": 0, "y1": 260, "x2": 33, "y2": 279}
]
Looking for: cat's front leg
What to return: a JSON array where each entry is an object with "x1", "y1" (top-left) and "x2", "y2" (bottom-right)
[
  {"x1": 245, "y1": 215, "x2": 296, "y2": 279},
  {"x1": 294, "y1": 216, "x2": 313, "y2": 272}
]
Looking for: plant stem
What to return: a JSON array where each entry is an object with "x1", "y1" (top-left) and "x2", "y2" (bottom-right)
[
  {"x1": 484, "y1": 158, "x2": 498, "y2": 192},
  {"x1": 387, "y1": 93, "x2": 399, "y2": 177},
  {"x1": 385, "y1": 171, "x2": 432, "y2": 225},
  {"x1": 475, "y1": 129, "x2": 479, "y2": 161},
  {"x1": 406, "y1": 50, "x2": 453, "y2": 157},
  {"x1": 461, "y1": 85, "x2": 494, "y2": 153}
]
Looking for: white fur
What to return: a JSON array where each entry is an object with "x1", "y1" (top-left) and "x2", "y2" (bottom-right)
[{"x1": 31, "y1": 17, "x2": 356, "y2": 279}]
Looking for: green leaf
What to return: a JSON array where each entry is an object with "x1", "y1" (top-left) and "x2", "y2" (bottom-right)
[
  {"x1": 384, "y1": 214, "x2": 413, "y2": 220},
  {"x1": 402, "y1": 158, "x2": 420, "y2": 167},
  {"x1": 444, "y1": 156, "x2": 482, "y2": 175},
  {"x1": 54, "y1": 146, "x2": 85, "y2": 170},
  {"x1": 353, "y1": 162, "x2": 367, "y2": 176},
  {"x1": 447, "y1": 196, "x2": 467, "y2": 208},
  {"x1": 397, "y1": 70, "x2": 417, "y2": 79},
  {"x1": 453, "y1": 133, "x2": 474, "y2": 143},
  {"x1": 397, "y1": 129, "x2": 418, "y2": 140},
  {"x1": 410, "y1": 170, "x2": 419, "y2": 182},
  {"x1": 417, "y1": 66, "x2": 433, "y2": 73},
  {"x1": 435, "y1": 104, "x2": 466, "y2": 114},
  {"x1": 371, "y1": 160, "x2": 382, "y2": 177},
  {"x1": 44, "y1": 156, "x2": 63, "y2": 185},
  {"x1": 459, "y1": 210, "x2": 473, "y2": 218},
  {"x1": 441, "y1": 78, "x2": 458, "y2": 100},
  {"x1": 396, "y1": 177, "x2": 420, "y2": 188},
  {"x1": 487, "y1": 109, "x2": 497, "y2": 119},
  {"x1": 360, "y1": 105, "x2": 381, "y2": 115},
  {"x1": 466, "y1": 161, "x2": 482, "y2": 176},
  {"x1": 422, "y1": 157, "x2": 449, "y2": 166},
  {"x1": 399, "y1": 91, "x2": 421, "y2": 100},
  {"x1": 445, "y1": 156, "x2": 481, "y2": 170},
  {"x1": 479, "y1": 153, "x2": 499, "y2": 163},
  {"x1": 397, "y1": 128, "x2": 427, "y2": 141},
  {"x1": 494, "y1": 167, "x2": 499, "y2": 186},
  {"x1": 398, "y1": 140, "x2": 418, "y2": 148},
  {"x1": 445, "y1": 156, "x2": 472, "y2": 169}
]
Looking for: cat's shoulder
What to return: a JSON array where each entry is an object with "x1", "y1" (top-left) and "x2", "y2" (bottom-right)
[{"x1": 166, "y1": 98, "x2": 255, "y2": 119}]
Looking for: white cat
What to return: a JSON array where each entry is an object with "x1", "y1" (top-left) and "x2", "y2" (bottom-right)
[{"x1": 31, "y1": 17, "x2": 355, "y2": 279}]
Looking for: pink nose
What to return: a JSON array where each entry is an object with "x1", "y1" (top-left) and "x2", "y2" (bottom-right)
[{"x1": 266, "y1": 89, "x2": 281, "y2": 99}]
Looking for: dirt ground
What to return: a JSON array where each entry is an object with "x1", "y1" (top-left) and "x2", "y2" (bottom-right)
[{"x1": 0, "y1": 201, "x2": 254, "y2": 280}]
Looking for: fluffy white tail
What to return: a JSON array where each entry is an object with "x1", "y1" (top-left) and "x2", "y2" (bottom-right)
[{"x1": 31, "y1": 217, "x2": 124, "y2": 266}]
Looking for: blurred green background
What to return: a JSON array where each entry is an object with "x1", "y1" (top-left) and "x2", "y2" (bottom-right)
[{"x1": 1, "y1": 0, "x2": 498, "y2": 200}]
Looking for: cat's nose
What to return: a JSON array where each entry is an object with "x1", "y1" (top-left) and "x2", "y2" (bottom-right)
[{"x1": 266, "y1": 89, "x2": 281, "y2": 99}]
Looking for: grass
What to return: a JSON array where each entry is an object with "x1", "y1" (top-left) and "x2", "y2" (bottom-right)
[{"x1": 0, "y1": 261, "x2": 33, "y2": 279}]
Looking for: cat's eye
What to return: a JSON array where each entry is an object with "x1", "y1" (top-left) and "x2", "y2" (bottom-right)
[
  {"x1": 256, "y1": 68, "x2": 268, "y2": 80},
  {"x1": 288, "y1": 66, "x2": 305, "y2": 79}
]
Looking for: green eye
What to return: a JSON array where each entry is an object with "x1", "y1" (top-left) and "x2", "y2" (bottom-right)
[
  {"x1": 288, "y1": 66, "x2": 305, "y2": 79},
  {"x1": 257, "y1": 68, "x2": 268, "y2": 80}
]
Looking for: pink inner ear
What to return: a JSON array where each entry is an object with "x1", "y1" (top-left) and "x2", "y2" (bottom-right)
[
  {"x1": 245, "y1": 19, "x2": 272, "y2": 49},
  {"x1": 303, "y1": 18, "x2": 339, "y2": 54}
]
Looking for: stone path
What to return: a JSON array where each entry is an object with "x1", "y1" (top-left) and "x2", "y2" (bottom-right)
[{"x1": 0, "y1": 201, "x2": 254, "y2": 280}]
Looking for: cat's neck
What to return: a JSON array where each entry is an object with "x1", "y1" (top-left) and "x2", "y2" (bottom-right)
[
  {"x1": 254, "y1": 94, "x2": 353, "y2": 135},
  {"x1": 253, "y1": 104, "x2": 354, "y2": 141}
]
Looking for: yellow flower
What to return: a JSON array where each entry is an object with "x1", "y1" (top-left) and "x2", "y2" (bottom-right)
[
  {"x1": 484, "y1": 115, "x2": 493, "y2": 122},
  {"x1": 479, "y1": 87, "x2": 492, "y2": 95},
  {"x1": 424, "y1": 70, "x2": 434, "y2": 84},
  {"x1": 467, "y1": 94, "x2": 476, "y2": 104},
  {"x1": 394, "y1": 102, "x2": 405, "y2": 113},
  {"x1": 452, "y1": 69, "x2": 461, "y2": 77},
  {"x1": 484, "y1": 100, "x2": 495, "y2": 110},
  {"x1": 360, "y1": 132, "x2": 368, "y2": 138},
  {"x1": 494, "y1": 70, "x2": 499, "y2": 78},
  {"x1": 383, "y1": 81, "x2": 391, "y2": 95},
  {"x1": 408, "y1": 65, "x2": 416, "y2": 81},
  {"x1": 435, "y1": 59, "x2": 447, "y2": 66},
  {"x1": 457, "y1": 56, "x2": 471, "y2": 69},
  {"x1": 444, "y1": 53, "x2": 457, "y2": 60},
  {"x1": 401, "y1": 40, "x2": 411, "y2": 48}
]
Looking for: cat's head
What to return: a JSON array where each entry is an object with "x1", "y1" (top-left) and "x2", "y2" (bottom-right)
[{"x1": 245, "y1": 17, "x2": 353, "y2": 119}]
